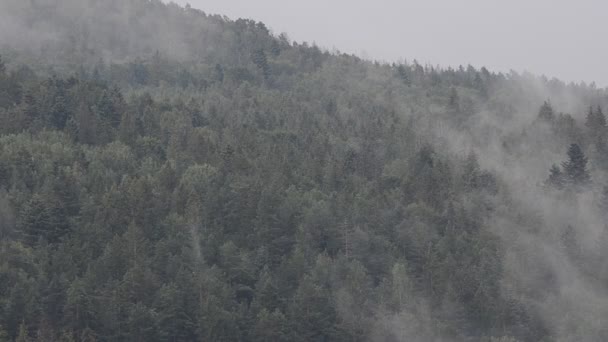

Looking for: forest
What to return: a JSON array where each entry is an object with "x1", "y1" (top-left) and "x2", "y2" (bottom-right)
[{"x1": 1, "y1": 0, "x2": 608, "y2": 341}]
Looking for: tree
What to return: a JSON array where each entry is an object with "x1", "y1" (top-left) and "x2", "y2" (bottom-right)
[
  {"x1": 75, "y1": 102, "x2": 97, "y2": 145},
  {"x1": 253, "y1": 309, "x2": 289, "y2": 342},
  {"x1": 545, "y1": 164, "x2": 564, "y2": 190},
  {"x1": 0, "y1": 190, "x2": 16, "y2": 240},
  {"x1": 64, "y1": 278, "x2": 95, "y2": 332},
  {"x1": 396, "y1": 65, "x2": 411, "y2": 85},
  {"x1": 15, "y1": 322, "x2": 29, "y2": 342},
  {"x1": 288, "y1": 276, "x2": 343, "y2": 341},
  {"x1": 585, "y1": 106, "x2": 606, "y2": 133},
  {"x1": 561, "y1": 144, "x2": 591, "y2": 189},
  {"x1": 0, "y1": 325, "x2": 9, "y2": 342},
  {"x1": 462, "y1": 152, "x2": 481, "y2": 191},
  {"x1": 213, "y1": 64, "x2": 224, "y2": 83},
  {"x1": 599, "y1": 186, "x2": 608, "y2": 213},
  {"x1": 561, "y1": 225, "x2": 579, "y2": 260},
  {"x1": 0, "y1": 55, "x2": 5, "y2": 75},
  {"x1": 252, "y1": 49, "x2": 270, "y2": 80},
  {"x1": 448, "y1": 87, "x2": 460, "y2": 114},
  {"x1": 538, "y1": 101, "x2": 554, "y2": 122},
  {"x1": 19, "y1": 193, "x2": 70, "y2": 245},
  {"x1": 389, "y1": 262, "x2": 413, "y2": 310}
]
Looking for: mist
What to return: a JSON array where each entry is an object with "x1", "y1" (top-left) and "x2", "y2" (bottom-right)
[
  {"x1": 1, "y1": 0, "x2": 608, "y2": 341},
  {"x1": 169, "y1": 0, "x2": 608, "y2": 87}
]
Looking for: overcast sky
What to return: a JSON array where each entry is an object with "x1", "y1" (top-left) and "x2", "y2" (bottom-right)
[{"x1": 169, "y1": 0, "x2": 608, "y2": 87}]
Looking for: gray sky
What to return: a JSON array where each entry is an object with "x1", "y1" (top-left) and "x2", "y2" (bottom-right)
[{"x1": 169, "y1": 0, "x2": 608, "y2": 87}]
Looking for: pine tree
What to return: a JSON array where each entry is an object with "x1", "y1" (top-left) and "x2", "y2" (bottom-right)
[
  {"x1": 462, "y1": 152, "x2": 481, "y2": 190},
  {"x1": 448, "y1": 87, "x2": 460, "y2": 113},
  {"x1": 19, "y1": 194, "x2": 70, "y2": 245},
  {"x1": 396, "y1": 65, "x2": 411, "y2": 85},
  {"x1": 15, "y1": 322, "x2": 29, "y2": 342},
  {"x1": 253, "y1": 309, "x2": 289, "y2": 342},
  {"x1": 599, "y1": 186, "x2": 608, "y2": 213},
  {"x1": 561, "y1": 144, "x2": 591, "y2": 189},
  {"x1": 561, "y1": 225, "x2": 579, "y2": 260},
  {"x1": 0, "y1": 55, "x2": 5, "y2": 75},
  {"x1": 545, "y1": 164, "x2": 564, "y2": 190},
  {"x1": 597, "y1": 106, "x2": 606, "y2": 126},
  {"x1": 58, "y1": 330, "x2": 76, "y2": 342},
  {"x1": 214, "y1": 64, "x2": 224, "y2": 83},
  {"x1": 585, "y1": 106, "x2": 595, "y2": 128},
  {"x1": 538, "y1": 101, "x2": 554, "y2": 122},
  {"x1": 585, "y1": 106, "x2": 607, "y2": 146},
  {"x1": 0, "y1": 325, "x2": 9, "y2": 342},
  {"x1": 252, "y1": 49, "x2": 270, "y2": 80},
  {"x1": 585, "y1": 106, "x2": 606, "y2": 131}
]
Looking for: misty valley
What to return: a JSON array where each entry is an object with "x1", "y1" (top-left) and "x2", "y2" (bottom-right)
[{"x1": 0, "y1": 0, "x2": 607, "y2": 341}]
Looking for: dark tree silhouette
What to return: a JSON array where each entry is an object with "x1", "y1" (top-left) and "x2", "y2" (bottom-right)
[
  {"x1": 538, "y1": 101, "x2": 555, "y2": 122},
  {"x1": 545, "y1": 164, "x2": 564, "y2": 190},
  {"x1": 561, "y1": 144, "x2": 591, "y2": 188}
]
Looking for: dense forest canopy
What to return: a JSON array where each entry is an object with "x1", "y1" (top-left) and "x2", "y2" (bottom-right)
[{"x1": 1, "y1": 0, "x2": 608, "y2": 341}]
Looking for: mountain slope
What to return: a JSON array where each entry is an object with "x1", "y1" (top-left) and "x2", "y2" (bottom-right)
[{"x1": 1, "y1": 0, "x2": 608, "y2": 341}]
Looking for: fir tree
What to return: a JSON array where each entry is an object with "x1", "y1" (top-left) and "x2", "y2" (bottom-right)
[
  {"x1": 15, "y1": 322, "x2": 29, "y2": 342},
  {"x1": 585, "y1": 106, "x2": 606, "y2": 131},
  {"x1": 252, "y1": 49, "x2": 270, "y2": 80},
  {"x1": 545, "y1": 164, "x2": 564, "y2": 190},
  {"x1": 561, "y1": 225, "x2": 579, "y2": 260},
  {"x1": 0, "y1": 325, "x2": 9, "y2": 342},
  {"x1": 0, "y1": 55, "x2": 5, "y2": 75},
  {"x1": 585, "y1": 106, "x2": 607, "y2": 146},
  {"x1": 561, "y1": 144, "x2": 591, "y2": 189},
  {"x1": 448, "y1": 87, "x2": 460, "y2": 113},
  {"x1": 538, "y1": 101, "x2": 554, "y2": 122},
  {"x1": 396, "y1": 65, "x2": 411, "y2": 85},
  {"x1": 599, "y1": 185, "x2": 608, "y2": 213}
]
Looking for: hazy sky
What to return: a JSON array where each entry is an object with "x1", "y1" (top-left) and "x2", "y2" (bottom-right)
[{"x1": 169, "y1": 0, "x2": 608, "y2": 87}]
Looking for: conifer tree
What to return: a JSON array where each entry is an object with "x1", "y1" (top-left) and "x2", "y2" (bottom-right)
[
  {"x1": 561, "y1": 225, "x2": 579, "y2": 260},
  {"x1": 252, "y1": 49, "x2": 270, "y2": 80},
  {"x1": 15, "y1": 322, "x2": 29, "y2": 342},
  {"x1": 545, "y1": 164, "x2": 564, "y2": 190},
  {"x1": 561, "y1": 144, "x2": 591, "y2": 189},
  {"x1": 599, "y1": 186, "x2": 608, "y2": 213},
  {"x1": 0, "y1": 325, "x2": 9, "y2": 342},
  {"x1": 585, "y1": 106, "x2": 606, "y2": 131},
  {"x1": 448, "y1": 87, "x2": 460, "y2": 113},
  {"x1": 0, "y1": 55, "x2": 5, "y2": 75},
  {"x1": 396, "y1": 65, "x2": 411, "y2": 85},
  {"x1": 538, "y1": 101, "x2": 554, "y2": 122},
  {"x1": 585, "y1": 106, "x2": 607, "y2": 145}
]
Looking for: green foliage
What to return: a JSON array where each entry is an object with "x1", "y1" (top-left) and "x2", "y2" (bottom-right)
[
  {"x1": 15, "y1": 322, "x2": 29, "y2": 342},
  {"x1": 0, "y1": 1, "x2": 608, "y2": 341},
  {"x1": 0, "y1": 325, "x2": 8, "y2": 342}
]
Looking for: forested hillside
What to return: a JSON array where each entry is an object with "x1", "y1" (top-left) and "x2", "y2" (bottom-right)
[{"x1": 1, "y1": 0, "x2": 608, "y2": 341}]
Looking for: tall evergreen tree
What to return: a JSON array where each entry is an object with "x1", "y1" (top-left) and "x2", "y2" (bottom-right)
[
  {"x1": 599, "y1": 186, "x2": 608, "y2": 214},
  {"x1": 396, "y1": 65, "x2": 411, "y2": 85},
  {"x1": 561, "y1": 144, "x2": 591, "y2": 189},
  {"x1": 545, "y1": 164, "x2": 565, "y2": 190},
  {"x1": 0, "y1": 55, "x2": 5, "y2": 75},
  {"x1": 538, "y1": 101, "x2": 554, "y2": 122},
  {"x1": 585, "y1": 106, "x2": 607, "y2": 146},
  {"x1": 252, "y1": 49, "x2": 270, "y2": 80},
  {"x1": 561, "y1": 225, "x2": 579, "y2": 260},
  {"x1": 585, "y1": 106, "x2": 606, "y2": 131},
  {"x1": 448, "y1": 87, "x2": 460, "y2": 114},
  {"x1": 15, "y1": 322, "x2": 29, "y2": 342},
  {"x1": 0, "y1": 325, "x2": 9, "y2": 342}
]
